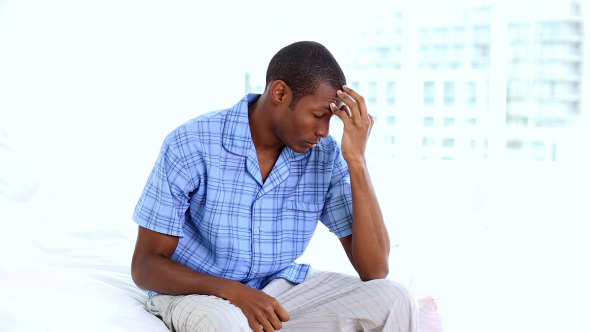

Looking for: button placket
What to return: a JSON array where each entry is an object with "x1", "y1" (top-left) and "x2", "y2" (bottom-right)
[{"x1": 248, "y1": 198, "x2": 262, "y2": 278}]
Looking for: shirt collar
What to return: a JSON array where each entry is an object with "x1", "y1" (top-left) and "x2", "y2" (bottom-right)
[
  {"x1": 222, "y1": 94, "x2": 259, "y2": 157},
  {"x1": 222, "y1": 94, "x2": 310, "y2": 161}
]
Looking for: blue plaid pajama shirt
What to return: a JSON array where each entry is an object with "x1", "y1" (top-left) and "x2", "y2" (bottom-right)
[{"x1": 133, "y1": 94, "x2": 354, "y2": 298}]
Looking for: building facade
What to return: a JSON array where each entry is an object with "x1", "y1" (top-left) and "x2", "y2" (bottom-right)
[{"x1": 342, "y1": 0, "x2": 584, "y2": 162}]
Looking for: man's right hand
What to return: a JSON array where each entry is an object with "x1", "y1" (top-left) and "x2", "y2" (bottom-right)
[{"x1": 223, "y1": 281, "x2": 290, "y2": 332}]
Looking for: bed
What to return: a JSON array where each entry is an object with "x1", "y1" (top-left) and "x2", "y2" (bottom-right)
[{"x1": 0, "y1": 146, "x2": 443, "y2": 332}]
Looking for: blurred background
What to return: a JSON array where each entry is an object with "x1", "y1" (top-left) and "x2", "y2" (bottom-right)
[{"x1": 1, "y1": 0, "x2": 589, "y2": 331}]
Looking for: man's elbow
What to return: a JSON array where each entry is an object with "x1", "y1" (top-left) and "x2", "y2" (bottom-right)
[
  {"x1": 131, "y1": 266, "x2": 143, "y2": 289},
  {"x1": 131, "y1": 257, "x2": 149, "y2": 289},
  {"x1": 359, "y1": 266, "x2": 389, "y2": 281}
]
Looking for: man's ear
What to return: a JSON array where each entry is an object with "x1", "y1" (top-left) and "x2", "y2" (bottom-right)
[{"x1": 269, "y1": 80, "x2": 292, "y2": 106}]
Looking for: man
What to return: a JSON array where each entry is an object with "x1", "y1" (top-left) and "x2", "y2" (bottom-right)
[{"x1": 131, "y1": 41, "x2": 418, "y2": 331}]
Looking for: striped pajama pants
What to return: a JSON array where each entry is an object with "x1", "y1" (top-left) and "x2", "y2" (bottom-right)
[{"x1": 146, "y1": 269, "x2": 419, "y2": 332}]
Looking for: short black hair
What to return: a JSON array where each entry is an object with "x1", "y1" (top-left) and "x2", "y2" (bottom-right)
[{"x1": 265, "y1": 41, "x2": 346, "y2": 108}]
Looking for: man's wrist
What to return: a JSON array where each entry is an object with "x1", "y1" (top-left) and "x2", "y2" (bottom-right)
[
  {"x1": 214, "y1": 278, "x2": 241, "y2": 301},
  {"x1": 345, "y1": 155, "x2": 367, "y2": 171}
]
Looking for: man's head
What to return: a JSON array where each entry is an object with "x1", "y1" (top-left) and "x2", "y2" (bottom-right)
[{"x1": 265, "y1": 41, "x2": 346, "y2": 108}]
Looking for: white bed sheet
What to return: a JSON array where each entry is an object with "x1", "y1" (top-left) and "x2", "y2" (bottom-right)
[
  {"x1": 0, "y1": 208, "x2": 169, "y2": 331},
  {"x1": 0, "y1": 201, "x2": 442, "y2": 332},
  {"x1": 0, "y1": 143, "x2": 442, "y2": 331}
]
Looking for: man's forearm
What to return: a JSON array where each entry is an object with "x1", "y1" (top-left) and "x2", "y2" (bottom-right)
[
  {"x1": 347, "y1": 158, "x2": 390, "y2": 280},
  {"x1": 132, "y1": 251, "x2": 239, "y2": 300},
  {"x1": 131, "y1": 245, "x2": 290, "y2": 332}
]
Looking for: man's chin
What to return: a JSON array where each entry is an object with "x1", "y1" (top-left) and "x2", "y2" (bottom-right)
[
  {"x1": 293, "y1": 147, "x2": 309, "y2": 153},
  {"x1": 290, "y1": 143, "x2": 310, "y2": 153}
]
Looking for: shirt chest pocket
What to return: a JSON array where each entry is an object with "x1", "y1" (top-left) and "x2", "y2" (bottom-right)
[{"x1": 282, "y1": 200, "x2": 324, "y2": 224}]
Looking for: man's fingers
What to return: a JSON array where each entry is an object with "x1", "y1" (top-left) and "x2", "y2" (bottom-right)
[
  {"x1": 341, "y1": 85, "x2": 368, "y2": 118},
  {"x1": 254, "y1": 299, "x2": 289, "y2": 332},
  {"x1": 336, "y1": 89, "x2": 360, "y2": 119},
  {"x1": 265, "y1": 312, "x2": 283, "y2": 331},
  {"x1": 261, "y1": 319, "x2": 275, "y2": 332},
  {"x1": 248, "y1": 318, "x2": 264, "y2": 332},
  {"x1": 276, "y1": 304, "x2": 290, "y2": 323},
  {"x1": 268, "y1": 300, "x2": 289, "y2": 330},
  {"x1": 341, "y1": 85, "x2": 362, "y2": 101},
  {"x1": 330, "y1": 102, "x2": 351, "y2": 122}
]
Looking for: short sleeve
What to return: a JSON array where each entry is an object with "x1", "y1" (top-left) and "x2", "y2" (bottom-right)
[
  {"x1": 132, "y1": 132, "x2": 199, "y2": 237},
  {"x1": 319, "y1": 143, "x2": 353, "y2": 238}
]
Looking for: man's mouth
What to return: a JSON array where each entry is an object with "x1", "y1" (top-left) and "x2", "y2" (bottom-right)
[
  {"x1": 305, "y1": 142, "x2": 318, "y2": 148},
  {"x1": 304, "y1": 138, "x2": 321, "y2": 149}
]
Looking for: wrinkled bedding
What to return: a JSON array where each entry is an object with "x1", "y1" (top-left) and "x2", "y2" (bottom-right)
[{"x1": 0, "y1": 179, "x2": 442, "y2": 332}]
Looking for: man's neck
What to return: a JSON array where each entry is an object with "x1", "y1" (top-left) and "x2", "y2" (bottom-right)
[
  {"x1": 248, "y1": 95, "x2": 284, "y2": 156},
  {"x1": 248, "y1": 95, "x2": 284, "y2": 182}
]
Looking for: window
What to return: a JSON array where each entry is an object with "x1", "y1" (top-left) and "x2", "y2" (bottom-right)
[
  {"x1": 473, "y1": 25, "x2": 491, "y2": 42},
  {"x1": 465, "y1": 81, "x2": 476, "y2": 105},
  {"x1": 423, "y1": 81, "x2": 435, "y2": 106},
  {"x1": 420, "y1": 28, "x2": 431, "y2": 43},
  {"x1": 452, "y1": 26, "x2": 465, "y2": 42},
  {"x1": 434, "y1": 45, "x2": 447, "y2": 64},
  {"x1": 444, "y1": 81, "x2": 455, "y2": 106},
  {"x1": 509, "y1": 23, "x2": 530, "y2": 42},
  {"x1": 421, "y1": 45, "x2": 432, "y2": 63},
  {"x1": 472, "y1": 44, "x2": 490, "y2": 69},
  {"x1": 423, "y1": 117, "x2": 434, "y2": 126},
  {"x1": 532, "y1": 140, "x2": 546, "y2": 151},
  {"x1": 443, "y1": 117, "x2": 455, "y2": 126},
  {"x1": 434, "y1": 27, "x2": 449, "y2": 41},
  {"x1": 506, "y1": 139, "x2": 524, "y2": 150},
  {"x1": 386, "y1": 81, "x2": 396, "y2": 105},
  {"x1": 450, "y1": 45, "x2": 464, "y2": 68},
  {"x1": 422, "y1": 137, "x2": 434, "y2": 147},
  {"x1": 368, "y1": 81, "x2": 378, "y2": 104},
  {"x1": 539, "y1": 22, "x2": 562, "y2": 38},
  {"x1": 386, "y1": 116, "x2": 396, "y2": 125},
  {"x1": 442, "y1": 138, "x2": 455, "y2": 147},
  {"x1": 507, "y1": 80, "x2": 529, "y2": 101},
  {"x1": 510, "y1": 43, "x2": 530, "y2": 59}
]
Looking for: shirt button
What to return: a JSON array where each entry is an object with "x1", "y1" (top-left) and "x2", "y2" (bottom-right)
[{"x1": 253, "y1": 228, "x2": 260, "y2": 235}]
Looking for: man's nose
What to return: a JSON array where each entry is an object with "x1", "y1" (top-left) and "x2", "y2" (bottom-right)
[{"x1": 316, "y1": 117, "x2": 330, "y2": 138}]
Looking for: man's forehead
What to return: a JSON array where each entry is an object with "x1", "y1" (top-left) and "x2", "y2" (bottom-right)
[
  {"x1": 318, "y1": 86, "x2": 343, "y2": 103},
  {"x1": 317, "y1": 97, "x2": 342, "y2": 111},
  {"x1": 326, "y1": 94, "x2": 344, "y2": 108}
]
